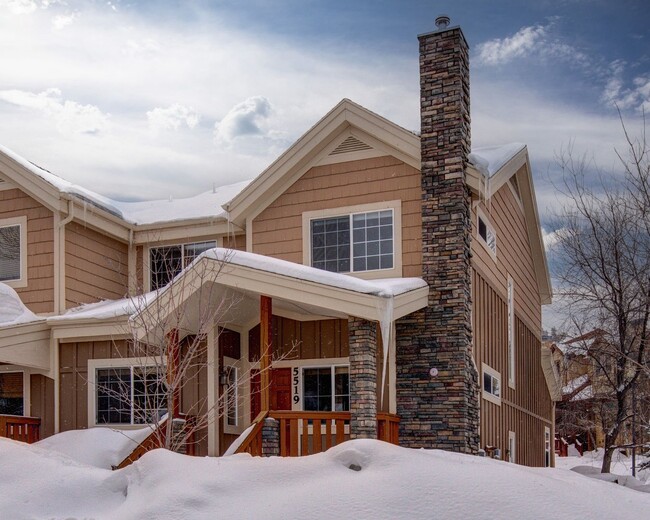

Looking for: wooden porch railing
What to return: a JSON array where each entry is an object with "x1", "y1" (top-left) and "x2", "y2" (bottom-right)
[
  {"x1": 114, "y1": 414, "x2": 196, "y2": 470},
  {"x1": 234, "y1": 411, "x2": 269, "y2": 456},
  {"x1": 234, "y1": 411, "x2": 400, "y2": 458},
  {"x1": 0, "y1": 415, "x2": 40, "y2": 444}
]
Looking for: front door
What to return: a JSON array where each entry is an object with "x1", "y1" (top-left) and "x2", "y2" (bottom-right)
[{"x1": 250, "y1": 368, "x2": 292, "y2": 420}]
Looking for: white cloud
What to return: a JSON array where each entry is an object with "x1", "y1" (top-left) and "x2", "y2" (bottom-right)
[
  {"x1": 214, "y1": 96, "x2": 274, "y2": 146},
  {"x1": 1, "y1": 0, "x2": 38, "y2": 14},
  {"x1": 147, "y1": 104, "x2": 199, "y2": 132},
  {"x1": 0, "y1": 88, "x2": 110, "y2": 135},
  {"x1": 476, "y1": 24, "x2": 547, "y2": 65},
  {"x1": 601, "y1": 60, "x2": 650, "y2": 113},
  {"x1": 52, "y1": 12, "x2": 76, "y2": 30}
]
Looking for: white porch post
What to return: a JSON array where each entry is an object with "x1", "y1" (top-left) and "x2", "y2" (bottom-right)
[{"x1": 207, "y1": 322, "x2": 220, "y2": 456}]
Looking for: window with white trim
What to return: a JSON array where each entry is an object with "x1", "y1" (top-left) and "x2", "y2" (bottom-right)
[
  {"x1": 149, "y1": 241, "x2": 216, "y2": 290},
  {"x1": 310, "y1": 209, "x2": 393, "y2": 273},
  {"x1": 507, "y1": 276, "x2": 515, "y2": 388},
  {"x1": 95, "y1": 365, "x2": 167, "y2": 425},
  {"x1": 302, "y1": 366, "x2": 349, "y2": 412},
  {"x1": 482, "y1": 363, "x2": 501, "y2": 405},
  {"x1": 477, "y1": 212, "x2": 496, "y2": 256},
  {"x1": 0, "y1": 372, "x2": 24, "y2": 416},
  {"x1": 544, "y1": 426, "x2": 551, "y2": 467},
  {"x1": 0, "y1": 220, "x2": 24, "y2": 283}
]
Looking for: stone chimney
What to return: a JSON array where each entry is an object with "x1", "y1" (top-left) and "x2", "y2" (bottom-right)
[{"x1": 395, "y1": 17, "x2": 479, "y2": 453}]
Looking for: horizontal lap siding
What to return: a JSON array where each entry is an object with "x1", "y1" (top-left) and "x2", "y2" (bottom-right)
[
  {"x1": 252, "y1": 156, "x2": 423, "y2": 277},
  {"x1": 471, "y1": 174, "x2": 541, "y2": 332},
  {"x1": 65, "y1": 221, "x2": 128, "y2": 308},
  {"x1": 0, "y1": 188, "x2": 54, "y2": 313}
]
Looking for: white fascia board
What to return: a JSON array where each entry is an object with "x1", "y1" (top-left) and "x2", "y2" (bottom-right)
[
  {"x1": 0, "y1": 322, "x2": 51, "y2": 370},
  {"x1": 49, "y1": 318, "x2": 130, "y2": 340},
  {"x1": 393, "y1": 285, "x2": 430, "y2": 320},
  {"x1": 0, "y1": 153, "x2": 63, "y2": 212},
  {"x1": 133, "y1": 220, "x2": 238, "y2": 245}
]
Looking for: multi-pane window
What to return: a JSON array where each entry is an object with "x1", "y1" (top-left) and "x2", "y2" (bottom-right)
[
  {"x1": 302, "y1": 366, "x2": 349, "y2": 412},
  {"x1": 478, "y1": 215, "x2": 496, "y2": 255},
  {"x1": 96, "y1": 366, "x2": 167, "y2": 425},
  {"x1": 311, "y1": 210, "x2": 393, "y2": 273},
  {"x1": 150, "y1": 241, "x2": 215, "y2": 290},
  {"x1": 0, "y1": 224, "x2": 21, "y2": 282}
]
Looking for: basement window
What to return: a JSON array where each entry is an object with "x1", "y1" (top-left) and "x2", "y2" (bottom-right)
[{"x1": 482, "y1": 363, "x2": 501, "y2": 406}]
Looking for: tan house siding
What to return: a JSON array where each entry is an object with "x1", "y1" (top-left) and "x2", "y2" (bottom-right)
[
  {"x1": 0, "y1": 188, "x2": 54, "y2": 313},
  {"x1": 471, "y1": 173, "x2": 542, "y2": 332},
  {"x1": 59, "y1": 339, "x2": 133, "y2": 431},
  {"x1": 223, "y1": 233, "x2": 246, "y2": 251},
  {"x1": 473, "y1": 269, "x2": 552, "y2": 466},
  {"x1": 252, "y1": 156, "x2": 423, "y2": 277},
  {"x1": 30, "y1": 374, "x2": 55, "y2": 439},
  {"x1": 65, "y1": 221, "x2": 128, "y2": 308}
]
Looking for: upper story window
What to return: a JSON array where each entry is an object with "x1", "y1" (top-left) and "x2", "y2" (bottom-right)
[
  {"x1": 149, "y1": 241, "x2": 216, "y2": 290},
  {"x1": 477, "y1": 210, "x2": 497, "y2": 257},
  {"x1": 310, "y1": 209, "x2": 393, "y2": 273},
  {"x1": 0, "y1": 216, "x2": 27, "y2": 287}
]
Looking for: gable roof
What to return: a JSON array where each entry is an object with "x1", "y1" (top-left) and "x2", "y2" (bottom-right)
[{"x1": 224, "y1": 98, "x2": 552, "y2": 304}]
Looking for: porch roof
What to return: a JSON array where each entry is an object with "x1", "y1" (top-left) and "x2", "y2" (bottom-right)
[{"x1": 131, "y1": 248, "x2": 429, "y2": 339}]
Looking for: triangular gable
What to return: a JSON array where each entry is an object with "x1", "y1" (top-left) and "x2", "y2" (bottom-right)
[{"x1": 224, "y1": 99, "x2": 421, "y2": 227}]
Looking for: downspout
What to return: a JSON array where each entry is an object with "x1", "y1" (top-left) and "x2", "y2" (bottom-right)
[{"x1": 53, "y1": 198, "x2": 74, "y2": 434}]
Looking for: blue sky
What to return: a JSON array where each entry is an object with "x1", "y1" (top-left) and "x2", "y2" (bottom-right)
[{"x1": 0, "y1": 0, "x2": 648, "y2": 327}]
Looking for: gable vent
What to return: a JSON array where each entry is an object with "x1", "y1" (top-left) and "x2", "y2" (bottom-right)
[{"x1": 329, "y1": 136, "x2": 372, "y2": 156}]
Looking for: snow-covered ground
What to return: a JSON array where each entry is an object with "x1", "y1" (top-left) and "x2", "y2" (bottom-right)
[
  {"x1": 555, "y1": 447, "x2": 650, "y2": 487},
  {"x1": 1, "y1": 433, "x2": 649, "y2": 520}
]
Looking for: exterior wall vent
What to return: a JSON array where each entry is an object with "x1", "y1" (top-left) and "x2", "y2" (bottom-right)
[{"x1": 329, "y1": 136, "x2": 372, "y2": 156}]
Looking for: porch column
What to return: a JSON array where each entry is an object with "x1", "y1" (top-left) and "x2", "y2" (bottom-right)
[
  {"x1": 260, "y1": 295, "x2": 272, "y2": 411},
  {"x1": 166, "y1": 328, "x2": 181, "y2": 418},
  {"x1": 348, "y1": 317, "x2": 377, "y2": 439}
]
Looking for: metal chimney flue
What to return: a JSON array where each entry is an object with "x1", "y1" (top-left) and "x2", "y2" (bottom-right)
[{"x1": 435, "y1": 15, "x2": 450, "y2": 30}]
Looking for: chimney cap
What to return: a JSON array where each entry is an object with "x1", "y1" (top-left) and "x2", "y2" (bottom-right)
[{"x1": 435, "y1": 15, "x2": 451, "y2": 30}]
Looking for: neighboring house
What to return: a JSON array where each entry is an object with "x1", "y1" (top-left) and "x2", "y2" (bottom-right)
[
  {"x1": 552, "y1": 330, "x2": 648, "y2": 456},
  {"x1": 0, "y1": 20, "x2": 558, "y2": 466}
]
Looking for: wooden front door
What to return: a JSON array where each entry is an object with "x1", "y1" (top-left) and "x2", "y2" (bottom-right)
[{"x1": 251, "y1": 368, "x2": 292, "y2": 420}]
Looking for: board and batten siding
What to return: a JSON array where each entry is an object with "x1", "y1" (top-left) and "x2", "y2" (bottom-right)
[
  {"x1": 252, "y1": 156, "x2": 423, "y2": 278},
  {"x1": 0, "y1": 188, "x2": 54, "y2": 313},
  {"x1": 30, "y1": 374, "x2": 55, "y2": 439},
  {"x1": 472, "y1": 268, "x2": 552, "y2": 466},
  {"x1": 59, "y1": 338, "x2": 208, "y2": 455},
  {"x1": 65, "y1": 221, "x2": 128, "y2": 308}
]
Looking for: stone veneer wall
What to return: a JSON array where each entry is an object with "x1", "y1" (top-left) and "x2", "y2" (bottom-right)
[
  {"x1": 395, "y1": 25, "x2": 479, "y2": 453},
  {"x1": 348, "y1": 317, "x2": 377, "y2": 439}
]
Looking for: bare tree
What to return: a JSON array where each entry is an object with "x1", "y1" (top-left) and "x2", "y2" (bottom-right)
[
  {"x1": 95, "y1": 249, "x2": 286, "y2": 456},
  {"x1": 551, "y1": 115, "x2": 650, "y2": 473}
]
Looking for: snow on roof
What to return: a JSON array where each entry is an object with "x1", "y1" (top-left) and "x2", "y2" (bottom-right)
[
  {"x1": 563, "y1": 374, "x2": 589, "y2": 396},
  {"x1": 47, "y1": 292, "x2": 156, "y2": 323},
  {"x1": 469, "y1": 143, "x2": 526, "y2": 177},
  {"x1": 0, "y1": 144, "x2": 251, "y2": 225},
  {"x1": 110, "y1": 181, "x2": 251, "y2": 225},
  {"x1": 204, "y1": 248, "x2": 428, "y2": 298},
  {"x1": 0, "y1": 283, "x2": 42, "y2": 326}
]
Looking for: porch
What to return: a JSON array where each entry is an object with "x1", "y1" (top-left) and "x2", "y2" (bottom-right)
[
  {"x1": 0, "y1": 414, "x2": 41, "y2": 444},
  {"x1": 131, "y1": 248, "x2": 427, "y2": 458}
]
